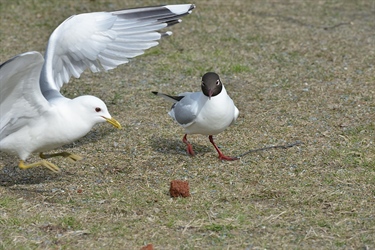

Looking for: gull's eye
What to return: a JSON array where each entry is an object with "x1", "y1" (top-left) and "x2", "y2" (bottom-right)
[{"x1": 95, "y1": 107, "x2": 101, "y2": 112}]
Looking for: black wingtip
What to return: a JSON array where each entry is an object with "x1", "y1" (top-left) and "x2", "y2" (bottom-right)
[
  {"x1": 166, "y1": 19, "x2": 181, "y2": 27},
  {"x1": 189, "y1": 4, "x2": 196, "y2": 12}
]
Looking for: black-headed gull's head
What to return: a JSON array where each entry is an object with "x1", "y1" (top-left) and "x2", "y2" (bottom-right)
[{"x1": 201, "y1": 72, "x2": 223, "y2": 100}]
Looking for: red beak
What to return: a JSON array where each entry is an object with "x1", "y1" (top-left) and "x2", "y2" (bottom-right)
[{"x1": 208, "y1": 89, "x2": 213, "y2": 100}]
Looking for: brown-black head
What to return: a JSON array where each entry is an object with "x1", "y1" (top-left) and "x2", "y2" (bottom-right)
[{"x1": 201, "y1": 72, "x2": 223, "y2": 99}]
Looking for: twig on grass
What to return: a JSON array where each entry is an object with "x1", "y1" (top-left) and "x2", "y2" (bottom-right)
[
  {"x1": 237, "y1": 141, "x2": 303, "y2": 158},
  {"x1": 323, "y1": 22, "x2": 352, "y2": 30}
]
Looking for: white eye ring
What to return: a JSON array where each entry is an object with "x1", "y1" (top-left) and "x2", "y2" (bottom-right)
[{"x1": 216, "y1": 80, "x2": 220, "y2": 85}]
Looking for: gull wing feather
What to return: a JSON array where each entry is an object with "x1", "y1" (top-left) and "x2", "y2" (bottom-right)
[
  {"x1": 0, "y1": 52, "x2": 50, "y2": 140},
  {"x1": 40, "y1": 4, "x2": 195, "y2": 99},
  {"x1": 169, "y1": 92, "x2": 201, "y2": 126}
]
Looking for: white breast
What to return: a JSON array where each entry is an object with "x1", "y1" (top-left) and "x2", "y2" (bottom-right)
[{"x1": 183, "y1": 87, "x2": 238, "y2": 135}]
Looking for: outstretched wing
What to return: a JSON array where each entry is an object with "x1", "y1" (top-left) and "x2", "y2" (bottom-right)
[
  {"x1": 0, "y1": 52, "x2": 50, "y2": 140},
  {"x1": 40, "y1": 4, "x2": 195, "y2": 99}
]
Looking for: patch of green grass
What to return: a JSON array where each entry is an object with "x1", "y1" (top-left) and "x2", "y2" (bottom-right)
[
  {"x1": 0, "y1": 197, "x2": 13, "y2": 207},
  {"x1": 335, "y1": 241, "x2": 346, "y2": 247},
  {"x1": 204, "y1": 223, "x2": 234, "y2": 232},
  {"x1": 229, "y1": 64, "x2": 250, "y2": 73},
  {"x1": 59, "y1": 216, "x2": 82, "y2": 230}
]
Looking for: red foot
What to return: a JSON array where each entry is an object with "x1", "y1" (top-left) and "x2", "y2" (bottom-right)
[
  {"x1": 218, "y1": 154, "x2": 238, "y2": 161},
  {"x1": 183, "y1": 134, "x2": 195, "y2": 156},
  {"x1": 209, "y1": 135, "x2": 238, "y2": 161}
]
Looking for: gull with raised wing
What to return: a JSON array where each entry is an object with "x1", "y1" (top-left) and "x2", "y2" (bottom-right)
[
  {"x1": 153, "y1": 72, "x2": 239, "y2": 161},
  {"x1": 0, "y1": 4, "x2": 195, "y2": 172}
]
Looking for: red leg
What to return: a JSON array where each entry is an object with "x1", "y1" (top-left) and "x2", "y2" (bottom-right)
[
  {"x1": 209, "y1": 135, "x2": 238, "y2": 161},
  {"x1": 183, "y1": 134, "x2": 195, "y2": 156}
]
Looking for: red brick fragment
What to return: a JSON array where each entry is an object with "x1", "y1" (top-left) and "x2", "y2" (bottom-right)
[
  {"x1": 170, "y1": 180, "x2": 190, "y2": 198},
  {"x1": 140, "y1": 244, "x2": 154, "y2": 250}
]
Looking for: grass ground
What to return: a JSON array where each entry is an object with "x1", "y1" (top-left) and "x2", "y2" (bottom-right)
[{"x1": 1, "y1": 0, "x2": 374, "y2": 249}]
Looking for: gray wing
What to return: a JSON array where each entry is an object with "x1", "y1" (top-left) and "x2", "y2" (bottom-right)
[
  {"x1": 0, "y1": 52, "x2": 50, "y2": 140},
  {"x1": 169, "y1": 92, "x2": 201, "y2": 126},
  {"x1": 40, "y1": 4, "x2": 195, "y2": 100}
]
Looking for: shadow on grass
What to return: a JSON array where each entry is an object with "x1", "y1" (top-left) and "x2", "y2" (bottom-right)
[
  {"x1": 60, "y1": 128, "x2": 117, "y2": 149},
  {"x1": 0, "y1": 163, "x2": 59, "y2": 187},
  {"x1": 150, "y1": 136, "x2": 212, "y2": 156},
  {"x1": 0, "y1": 128, "x2": 117, "y2": 187}
]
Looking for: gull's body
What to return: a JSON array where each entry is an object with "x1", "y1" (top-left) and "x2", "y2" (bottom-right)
[
  {"x1": 153, "y1": 72, "x2": 239, "y2": 160},
  {"x1": 0, "y1": 4, "x2": 195, "y2": 172},
  {"x1": 169, "y1": 86, "x2": 237, "y2": 136}
]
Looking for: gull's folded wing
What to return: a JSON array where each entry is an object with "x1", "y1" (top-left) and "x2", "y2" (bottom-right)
[{"x1": 0, "y1": 52, "x2": 50, "y2": 140}]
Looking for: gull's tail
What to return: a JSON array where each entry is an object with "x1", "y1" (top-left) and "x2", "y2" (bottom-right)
[{"x1": 152, "y1": 91, "x2": 184, "y2": 103}]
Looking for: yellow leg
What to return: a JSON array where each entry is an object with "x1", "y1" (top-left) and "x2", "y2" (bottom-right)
[
  {"x1": 39, "y1": 152, "x2": 83, "y2": 162},
  {"x1": 18, "y1": 160, "x2": 60, "y2": 173}
]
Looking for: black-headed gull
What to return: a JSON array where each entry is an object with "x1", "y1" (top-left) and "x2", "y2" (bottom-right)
[
  {"x1": 153, "y1": 72, "x2": 239, "y2": 161},
  {"x1": 0, "y1": 4, "x2": 195, "y2": 172}
]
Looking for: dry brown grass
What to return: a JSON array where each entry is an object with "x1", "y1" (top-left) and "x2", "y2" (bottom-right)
[{"x1": 1, "y1": 0, "x2": 375, "y2": 249}]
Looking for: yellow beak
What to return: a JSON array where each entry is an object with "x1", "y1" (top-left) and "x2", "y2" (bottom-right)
[{"x1": 104, "y1": 117, "x2": 122, "y2": 129}]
